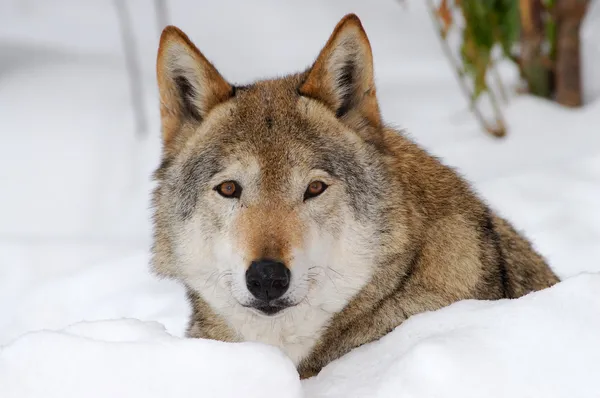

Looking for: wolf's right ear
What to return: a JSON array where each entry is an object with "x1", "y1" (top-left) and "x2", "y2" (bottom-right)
[{"x1": 156, "y1": 26, "x2": 233, "y2": 151}]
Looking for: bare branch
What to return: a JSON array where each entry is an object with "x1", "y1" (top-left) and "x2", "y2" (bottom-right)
[
  {"x1": 490, "y1": 57, "x2": 509, "y2": 104},
  {"x1": 422, "y1": 0, "x2": 505, "y2": 137}
]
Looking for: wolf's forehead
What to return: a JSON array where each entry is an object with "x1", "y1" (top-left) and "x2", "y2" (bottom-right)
[
  {"x1": 222, "y1": 138, "x2": 320, "y2": 180},
  {"x1": 214, "y1": 81, "x2": 331, "y2": 167},
  {"x1": 214, "y1": 86, "x2": 364, "y2": 177},
  {"x1": 230, "y1": 79, "x2": 311, "y2": 139}
]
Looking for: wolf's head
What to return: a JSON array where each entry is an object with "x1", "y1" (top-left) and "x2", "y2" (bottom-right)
[{"x1": 152, "y1": 15, "x2": 390, "y2": 319}]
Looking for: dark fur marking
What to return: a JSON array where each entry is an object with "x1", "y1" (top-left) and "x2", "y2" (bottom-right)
[
  {"x1": 481, "y1": 209, "x2": 510, "y2": 298},
  {"x1": 335, "y1": 59, "x2": 356, "y2": 118},
  {"x1": 296, "y1": 63, "x2": 357, "y2": 119},
  {"x1": 174, "y1": 148, "x2": 222, "y2": 220},
  {"x1": 304, "y1": 134, "x2": 384, "y2": 222},
  {"x1": 233, "y1": 84, "x2": 252, "y2": 92},
  {"x1": 297, "y1": 59, "x2": 360, "y2": 118},
  {"x1": 174, "y1": 75, "x2": 202, "y2": 121},
  {"x1": 265, "y1": 116, "x2": 273, "y2": 130},
  {"x1": 370, "y1": 249, "x2": 420, "y2": 315},
  {"x1": 153, "y1": 157, "x2": 173, "y2": 180}
]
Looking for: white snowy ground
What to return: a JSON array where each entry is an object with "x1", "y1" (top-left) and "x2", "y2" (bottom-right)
[{"x1": 1, "y1": 1, "x2": 599, "y2": 397}]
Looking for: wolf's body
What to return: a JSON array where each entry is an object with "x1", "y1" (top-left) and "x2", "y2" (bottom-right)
[{"x1": 151, "y1": 14, "x2": 559, "y2": 378}]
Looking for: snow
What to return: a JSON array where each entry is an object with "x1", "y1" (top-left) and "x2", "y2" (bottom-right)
[
  {"x1": 0, "y1": 249, "x2": 188, "y2": 344},
  {"x1": 0, "y1": 0, "x2": 599, "y2": 397},
  {"x1": 0, "y1": 319, "x2": 302, "y2": 398},
  {"x1": 2, "y1": 275, "x2": 600, "y2": 398},
  {"x1": 304, "y1": 273, "x2": 600, "y2": 398}
]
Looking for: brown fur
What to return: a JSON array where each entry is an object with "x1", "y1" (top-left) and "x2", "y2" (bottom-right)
[
  {"x1": 151, "y1": 14, "x2": 559, "y2": 379},
  {"x1": 296, "y1": 128, "x2": 559, "y2": 377}
]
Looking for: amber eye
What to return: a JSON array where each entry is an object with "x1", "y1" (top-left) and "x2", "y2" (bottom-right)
[
  {"x1": 304, "y1": 180, "x2": 328, "y2": 201},
  {"x1": 215, "y1": 181, "x2": 242, "y2": 199}
]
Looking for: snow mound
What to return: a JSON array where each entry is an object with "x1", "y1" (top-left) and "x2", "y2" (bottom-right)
[
  {"x1": 0, "y1": 319, "x2": 302, "y2": 398},
  {"x1": 0, "y1": 250, "x2": 189, "y2": 345},
  {"x1": 304, "y1": 273, "x2": 600, "y2": 398},
  {"x1": 2, "y1": 274, "x2": 600, "y2": 398}
]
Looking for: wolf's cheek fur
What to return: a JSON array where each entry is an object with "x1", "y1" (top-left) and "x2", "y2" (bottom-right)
[
  {"x1": 291, "y1": 210, "x2": 381, "y2": 312},
  {"x1": 172, "y1": 205, "x2": 243, "y2": 312}
]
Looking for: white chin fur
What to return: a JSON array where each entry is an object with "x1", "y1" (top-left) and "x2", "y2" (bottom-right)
[{"x1": 178, "y1": 215, "x2": 378, "y2": 365}]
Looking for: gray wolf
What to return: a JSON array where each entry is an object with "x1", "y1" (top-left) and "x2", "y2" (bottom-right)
[{"x1": 151, "y1": 14, "x2": 559, "y2": 378}]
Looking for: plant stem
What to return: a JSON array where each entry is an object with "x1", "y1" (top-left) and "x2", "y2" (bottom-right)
[
  {"x1": 490, "y1": 57, "x2": 509, "y2": 104},
  {"x1": 487, "y1": 85, "x2": 507, "y2": 137},
  {"x1": 422, "y1": 0, "x2": 504, "y2": 137}
]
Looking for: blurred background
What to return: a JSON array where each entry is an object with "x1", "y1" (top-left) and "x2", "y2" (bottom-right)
[{"x1": 0, "y1": 0, "x2": 599, "y2": 342}]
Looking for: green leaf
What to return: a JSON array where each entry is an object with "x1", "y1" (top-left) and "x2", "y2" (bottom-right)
[
  {"x1": 494, "y1": 0, "x2": 520, "y2": 58},
  {"x1": 460, "y1": 26, "x2": 491, "y2": 101}
]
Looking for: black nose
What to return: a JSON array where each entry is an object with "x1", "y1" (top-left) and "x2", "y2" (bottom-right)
[{"x1": 245, "y1": 259, "x2": 290, "y2": 301}]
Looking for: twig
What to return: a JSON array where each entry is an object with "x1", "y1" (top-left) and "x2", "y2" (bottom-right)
[
  {"x1": 114, "y1": 0, "x2": 147, "y2": 138},
  {"x1": 422, "y1": 0, "x2": 504, "y2": 137},
  {"x1": 490, "y1": 57, "x2": 509, "y2": 104},
  {"x1": 486, "y1": 85, "x2": 508, "y2": 137}
]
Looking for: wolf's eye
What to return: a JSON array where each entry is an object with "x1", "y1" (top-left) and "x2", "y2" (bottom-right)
[
  {"x1": 304, "y1": 181, "x2": 328, "y2": 201},
  {"x1": 215, "y1": 181, "x2": 242, "y2": 199}
]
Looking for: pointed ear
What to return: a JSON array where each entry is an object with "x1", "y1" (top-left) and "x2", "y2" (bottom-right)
[
  {"x1": 299, "y1": 14, "x2": 381, "y2": 138},
  {"x1": 156, "y1": 26, "x2": 233, "y2": 150}
]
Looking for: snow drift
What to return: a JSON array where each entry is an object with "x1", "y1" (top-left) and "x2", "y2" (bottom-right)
[
  {"x1": 2, "y1": 273, "x2": 599, "y2": 398},
  {"x1": 305, "y1": 273, "x2": 600, "y2": 398},
  {"x1": 0, "y1": 319, "x2": 302, "y2": 398}
]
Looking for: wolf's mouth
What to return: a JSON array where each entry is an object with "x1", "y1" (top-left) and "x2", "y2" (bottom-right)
[
  {"x1": 254, "y1": 304, "x2": 286, "y2": 315},
  {"x1": 243, "y1": 299, "x2": 294, "y2": 316}
]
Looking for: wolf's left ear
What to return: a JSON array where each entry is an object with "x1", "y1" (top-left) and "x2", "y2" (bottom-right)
[
  {"x1": 299, "y1": 14, "x2": 381, "y2": 139},
  {"x1": 156, "y1": 26, "x2": 233, "y2": 152}
]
